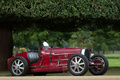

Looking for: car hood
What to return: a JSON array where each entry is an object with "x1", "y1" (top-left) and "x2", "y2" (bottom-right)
[{"x1": 51, "y1": 48, "x2": 82, "y2": 54}]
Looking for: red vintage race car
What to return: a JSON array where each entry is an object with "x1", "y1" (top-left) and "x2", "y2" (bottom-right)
[{"x1": 7, "y1": 42, "x2": 109, "y2": 76}]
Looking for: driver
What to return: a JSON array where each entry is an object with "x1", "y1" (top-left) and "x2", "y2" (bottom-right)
[{"x1": 43, "y1": 41, "x2": 50, "y2": 49}]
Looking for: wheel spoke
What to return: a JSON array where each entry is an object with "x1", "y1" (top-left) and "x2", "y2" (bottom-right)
[
  {"x1": 12, "y1": 65, "x2": 16, "y2": 68},
  {"x1": 77, "y1": 67, "x2": 80, "y2": 72},
  {"x1": 75, "y1": 57, "x2": 77, "y2": 63},
  {"x1": 19, "y1": 63, "x2": 23, "y2": 66},
  {"x1": 18, "y1": 60, "x2": 20, "y2": 65},
  {"x1": 18, "y1": 70, "x2": 22, "y2": 74},
  {"x1": 71, "y1": 60, "x2": 75, "y2": 64},
  {"x1": 19, "y1": 67, "x2": 24, "y2": 70},
  {"x1": 79, "y1": 66, "x2": 84, "y2": 70},
  {"x1": 70, "y1": 65, "x2": 75, "y2": 68},
  {"x1": 16, "y1": 70, "x2": 19, "y2": 74},
  {"x1": 74, "y1": 67, "x2": 77, "y2": 71},
  {"x1": 13, "y1": 68, "x2": 16, "y2": 71},
  {"x1": 14, "y1": 61, "x2": 17, "y2": 65},
  {"x1": 78, "y1": 58, "x2": 82, "y2": 63},
  {"x1": 79, "y1": 62, "x2": 84, "y2": 66}
]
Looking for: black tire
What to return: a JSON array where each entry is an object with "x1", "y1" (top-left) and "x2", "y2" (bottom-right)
[
  {"x1": 33, "y1": 72, "x2": 47, "y2": 76},
  {"x1": 89, "y1": 54, "x2": 109, "y2": 75},
  {"x1": 10, "y1": 56, "x2": 28, "y2": 76},
  {"x1": 68, "y1": 54, "x2": 89, "y2": 76}
]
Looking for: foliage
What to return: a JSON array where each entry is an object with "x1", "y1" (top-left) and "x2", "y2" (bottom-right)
[
  {"x1": 0, "y1": 0, "x2": 120, "y2": 31},
  {"x1": 13, "y1": 26, "x2": 120, "y2": 52},
  {"x1": 101, "y1": 43, "x2": 109, "y2": 54},
  {"x1": 0, "y1": 0, "x2": 120, "y2": 19},
  {"x1": 92, "y1": 36, "x2": 104, "y2": 53},
  {"x1": 47, "y1": 31, "x2": 71, "y2": 47},
  {"x1": 13, "y1": 26, "x2": 71, "y2": 48},
  {"x1": 91, "y1": 25, "x2": 120, "y2": 52},
  {"x1": 68, "y1": 28, "x2": 92, "y2": 48}
]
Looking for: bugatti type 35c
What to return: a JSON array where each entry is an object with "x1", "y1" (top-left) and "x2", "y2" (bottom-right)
[{"x1": 7, "y1": 42, "x2": 109, "y2": 76}]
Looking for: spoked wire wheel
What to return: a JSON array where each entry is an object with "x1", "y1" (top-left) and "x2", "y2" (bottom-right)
[
  {"x1": 12, "y1": 59, "x2": 24, "y2": 75},
  {"x1": 68, "y1": 54, "x2": 88, "y2": 76},
  {"x1": 10, "y1": 56, "x2": 28, "y2": 76},
  {"x1": 89, "y1": 54, "x2": 109, "y2": 75}
]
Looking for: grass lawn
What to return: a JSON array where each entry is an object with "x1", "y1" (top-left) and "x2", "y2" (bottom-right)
[
  {"x1": 108, "y1": 59, "x2": 120, "y2": 67},
  {"x1": 103, "y1": 53, "x2": 120, "y2": 67},
  {"x1": 0, "y1": 71, "x2": 11, "y2": 76},
  {"x1": 104, "y1": 53, "x2": 120, "y2": 57}
]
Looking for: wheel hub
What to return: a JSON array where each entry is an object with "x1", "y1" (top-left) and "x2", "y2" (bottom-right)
[
  {"x1": 75, "y1": 63, "x2": 79, "y2": 68},
  {"x1": 15, "y1": 65, "x2": 18, "y2": 69},
  {"x1": 16, "y1": 66, "x2": 19, "y2": 69},
  {"x1": 94, "y1": 60, "x2": 102, "y2": 70}
]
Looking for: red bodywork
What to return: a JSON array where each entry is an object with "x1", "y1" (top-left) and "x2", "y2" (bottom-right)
[{"x1": 7, "y1": 47, "x2": 82, "y2": 73}]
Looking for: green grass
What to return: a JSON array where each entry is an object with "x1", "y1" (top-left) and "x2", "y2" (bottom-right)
[
  {"x1": 104, "y1": 53, "x2": 120, "y2": 57},
  {"x1": 103, "y1": 53, "x2": 120, "y2": 67},
  {"x1": 0, "y1": 71, "x2": 11, "y2": 76},
  {"x1": 108, "y1": 59, "x2": 120, "y2": 67}
]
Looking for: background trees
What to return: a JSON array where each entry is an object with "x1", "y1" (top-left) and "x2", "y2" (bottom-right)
[{"x1": 68, "y1": 28, "x2": 92, "y2": 48}]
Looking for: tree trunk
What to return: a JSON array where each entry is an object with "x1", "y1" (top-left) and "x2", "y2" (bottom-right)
[
  {"x1": 0, "y1": 22, "x2": 13, "y2": 71},
  {"x1": 113, "y1": 50, "x2": 114, "y2": 53},
  {"x1": 103, "y1": 51, "x2": 105, "y2": 54},
  {"x1": 98, "y1": 50, "x2": 100, "y2": 54}
]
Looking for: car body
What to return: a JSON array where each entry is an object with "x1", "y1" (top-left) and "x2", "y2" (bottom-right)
[{"x1": 7, "y1": 42, "x2": 109, "y2": 76}]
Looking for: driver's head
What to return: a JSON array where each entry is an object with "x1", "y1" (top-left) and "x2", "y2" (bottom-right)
[{"x1": 43, "y1": 41, "x2": 49, "y2": 46}]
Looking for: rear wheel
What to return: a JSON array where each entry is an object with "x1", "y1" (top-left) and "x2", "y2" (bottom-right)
[
  {"x1": 89, "y1": 54, "x2": 109, "y2": 75},
  {"x1": 68, "y1": 54, "x2": 89, "y2": 76},
  {"x1": 10, "y1": 56, "x2": 28, "y2": 76}
]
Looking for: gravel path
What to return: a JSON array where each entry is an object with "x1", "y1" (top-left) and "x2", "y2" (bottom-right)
[{"x1": 0, "y1": 76, "x2": 120, "y2": 80}]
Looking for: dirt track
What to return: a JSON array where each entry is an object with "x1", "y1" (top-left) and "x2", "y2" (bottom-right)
[{"x1": 0, "y1": 76, "x2": 120, "y2": 80}]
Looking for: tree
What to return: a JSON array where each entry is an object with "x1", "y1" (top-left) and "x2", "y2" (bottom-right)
[
  {"x1": 68, "y1": 28, "x2": 92, "y2": 48},
  {"x1": 108, "y1": 40, "x2": 118, "y2": 53},
  {"x1": 13, "y1": 27, "x2": 71, "y2": 49},
  {"x1": 101, "y1": 43, "x2": 109, "y2": 54},
  {"x1": 92, "y1": 37, "x2": 104, "y2": 54},
  {"x1": 0, "y1": 24, "x2": 13, "y2": 70}
]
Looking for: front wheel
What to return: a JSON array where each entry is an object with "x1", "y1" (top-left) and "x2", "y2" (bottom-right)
[
  {"x1": 10, "y1": 56, "x2": 28, "y2": 76},
  {"x1": 89, "y1": 54, "x2": 109, "y2": 75},
  {"x1": 68, "y1": 54, "x2": 89, "y2": 76}
]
